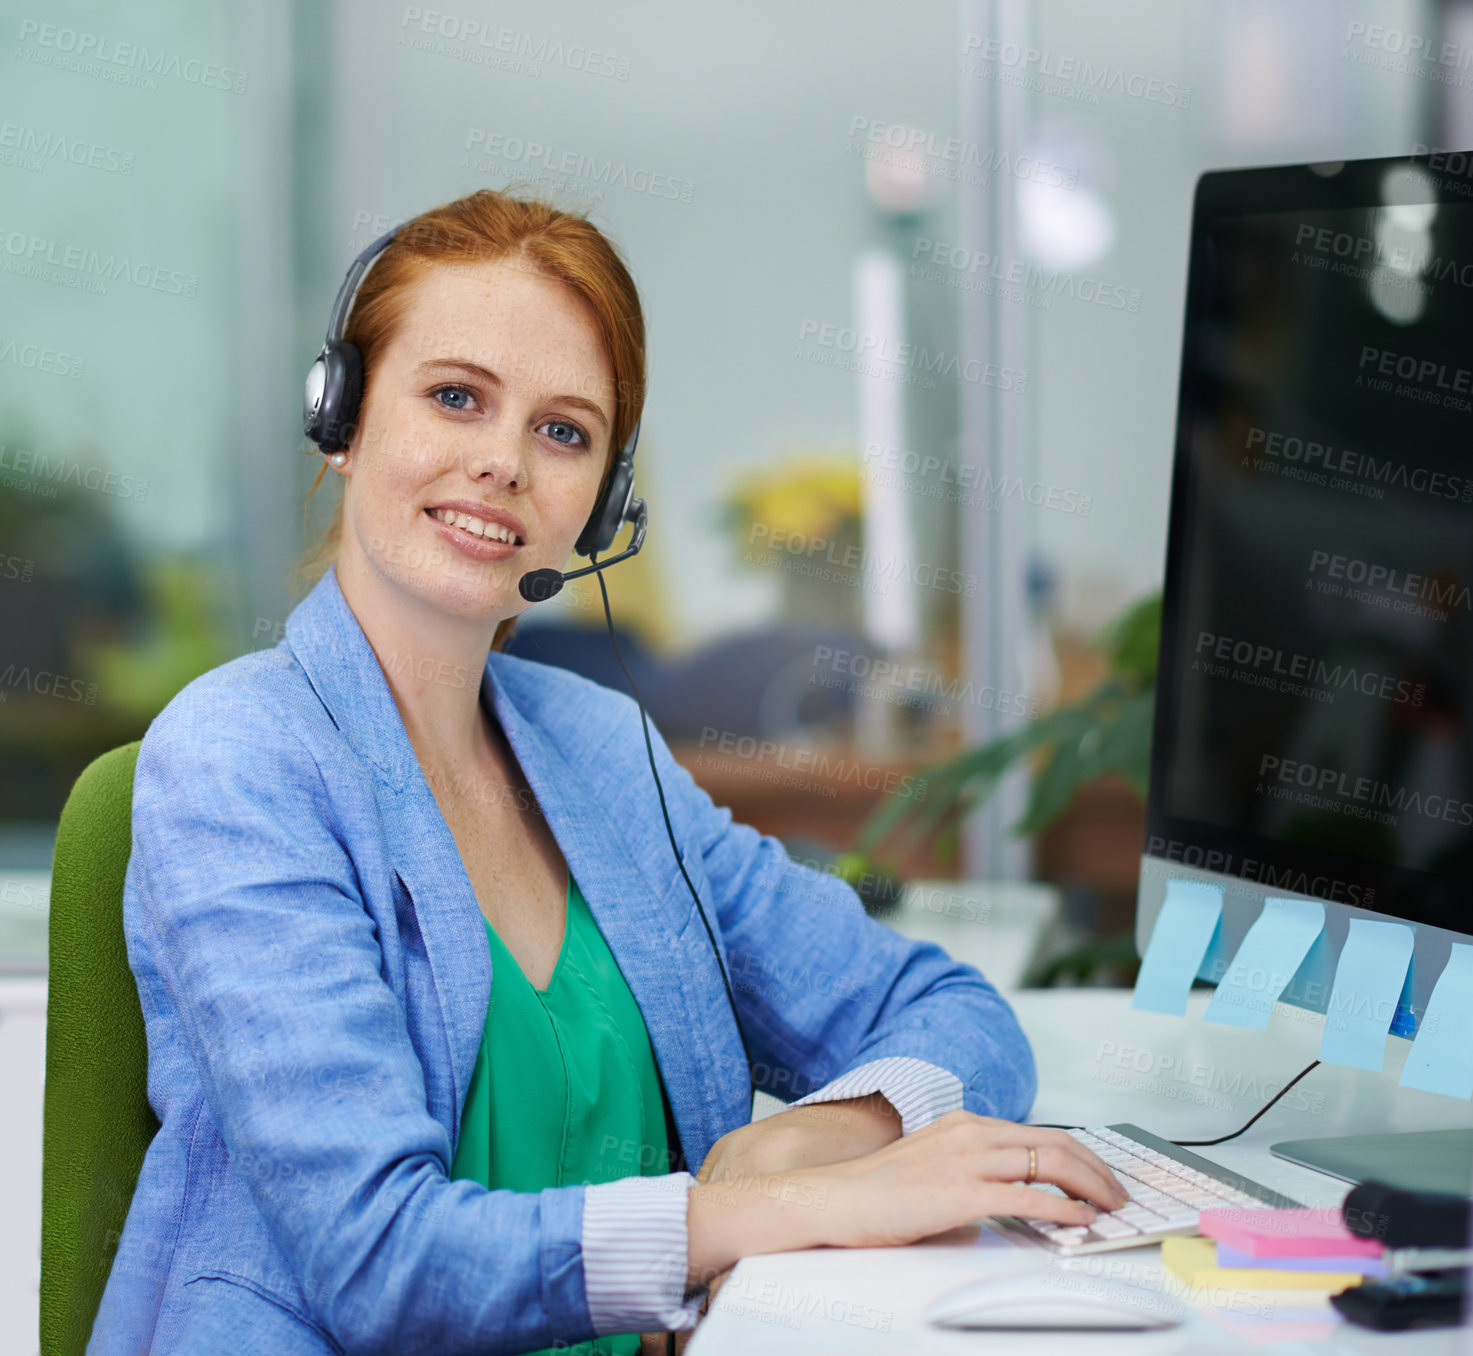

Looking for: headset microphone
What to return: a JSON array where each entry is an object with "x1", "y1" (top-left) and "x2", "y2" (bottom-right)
[{"x1": 518, "y1": 497, "x2": 648, "y2": 601}]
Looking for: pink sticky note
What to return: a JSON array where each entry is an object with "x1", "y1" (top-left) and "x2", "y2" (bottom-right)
[{"x1": 1198, "y1": 1208, "x2": 1384, "y2": 1259}]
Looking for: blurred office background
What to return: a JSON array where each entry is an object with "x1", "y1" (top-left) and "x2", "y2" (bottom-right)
[
  {"x1": 5, "y1": 0, "x2": 1455, "y2": 948},
  {"x1": 0, "y1": 0, "x2": 1469, "y2": 1338}
]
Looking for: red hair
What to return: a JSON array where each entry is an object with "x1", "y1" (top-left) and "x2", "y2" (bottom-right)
[{"x1": 297, "y1": 188, "x2": 646, "y2": 651}]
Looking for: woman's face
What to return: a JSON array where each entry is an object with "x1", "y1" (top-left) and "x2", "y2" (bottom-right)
[{"x1": 336, "y1": 256, "x2": 616, "y2": 623}]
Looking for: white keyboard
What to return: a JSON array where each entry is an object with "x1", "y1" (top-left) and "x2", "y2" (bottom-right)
[{"x1": 991, "y1": 1123, "x2": 1303, "y2": 1256}]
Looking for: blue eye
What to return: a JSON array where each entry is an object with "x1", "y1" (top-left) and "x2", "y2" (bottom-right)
[
  {"x1": 432, "y1": 385, "x2": 475, "y2": 411},
  {"x1": 540, "y1": 419, "x2": 587, "y2": 448}
]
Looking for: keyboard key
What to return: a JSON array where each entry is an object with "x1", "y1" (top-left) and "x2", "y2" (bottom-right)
[
  {"x1": 1173, "y1": 1187, "x2": 1228, "y2": 1209},
  {"x1": 1006, "y1": 1127, "x2": 1300, "y2": 1253}
]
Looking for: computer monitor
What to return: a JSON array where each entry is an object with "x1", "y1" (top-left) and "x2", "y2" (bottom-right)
[{"x1": 1135, "y1": 149, "x2": 1473, "y2": 1186}]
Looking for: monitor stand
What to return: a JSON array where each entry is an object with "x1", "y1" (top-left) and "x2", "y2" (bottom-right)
[{"x1": 1271, "y1": 1129, "x2": 1473, "y2": 1196}]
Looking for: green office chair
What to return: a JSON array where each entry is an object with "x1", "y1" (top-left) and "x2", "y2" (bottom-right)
[{"x1": 40, "y1": 742, "x2": 158, "y2": 1356}]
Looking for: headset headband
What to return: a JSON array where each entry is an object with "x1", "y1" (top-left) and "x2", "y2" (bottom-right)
[
  {"x1": 328, "y1": 226, "x2": 400, "y2": 344},
  {"x1": 305, "y1": 223, "x2": 641, "y2": 556}
]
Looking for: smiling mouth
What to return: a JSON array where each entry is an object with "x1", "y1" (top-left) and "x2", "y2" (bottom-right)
[{"x1": 426, "y1": 507, "x2": 523, "y2": 545}]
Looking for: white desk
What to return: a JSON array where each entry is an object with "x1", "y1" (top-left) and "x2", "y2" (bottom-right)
[
  {"x1": 0, "y1": 977, "x2": 46, "y2": 1356},
  {"x1": 691, "y1": 988, "x2": 1473, "y2": 1354}
]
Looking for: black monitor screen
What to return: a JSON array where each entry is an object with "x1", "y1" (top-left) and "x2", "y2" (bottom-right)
[{"x1": 1148, "y1": 154, "x2": 1473, "y2": 933}]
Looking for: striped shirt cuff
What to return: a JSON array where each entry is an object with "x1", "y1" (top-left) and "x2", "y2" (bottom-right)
[
  {"x1": 789, "y1": 1056, "x2": 963, "y2": 1134},
  {"x1": 581, "y1": 1172, "x2": 705, "y2": 1335}
]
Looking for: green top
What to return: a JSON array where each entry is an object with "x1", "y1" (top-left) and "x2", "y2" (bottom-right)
[{"x1": 451, "y1": 871, "x2": 672, "y2": 1356}]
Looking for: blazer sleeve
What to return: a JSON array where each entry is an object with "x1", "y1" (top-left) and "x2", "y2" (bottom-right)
[
  {"x1": 645, "y1": 720, "x2": 1038, "y2": 1124},
  {"x1": 126, "y1": 677, "x2": 693, "y2": 1356}
]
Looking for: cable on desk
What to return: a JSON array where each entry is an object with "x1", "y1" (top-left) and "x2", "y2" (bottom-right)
[
  {"x1": 1171, "y1": 1059, "x2": 1321, "y2": 1146},
  {"x1": 1029, "y1": 1057, "x2": 1324, "y2": 1148}
]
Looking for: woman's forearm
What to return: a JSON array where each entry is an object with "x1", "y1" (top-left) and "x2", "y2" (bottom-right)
[
  {"x1": 684, "y1": 1170, "x2": 832, "y2": 1293},
  {"x1": 684, "y1": 1112, "x2": 1129, "y2": 1299}
]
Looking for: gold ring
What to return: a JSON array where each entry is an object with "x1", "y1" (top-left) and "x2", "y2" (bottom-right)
[{"x1": 1026, "y1": 1145, "x2": 1037, "y2": 1184}]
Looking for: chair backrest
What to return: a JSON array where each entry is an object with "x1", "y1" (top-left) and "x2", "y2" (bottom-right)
[{"x1": 40, "y1": 741, "x2": 158, "y2": 1356}]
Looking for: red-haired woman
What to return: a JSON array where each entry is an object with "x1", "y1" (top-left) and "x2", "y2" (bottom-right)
[{"x1": 94, "y1": 190, "x2": 1124, "y2": 1355}]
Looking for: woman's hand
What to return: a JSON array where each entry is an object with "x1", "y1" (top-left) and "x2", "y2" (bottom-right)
[
  {"x1": 804, "y1": 1110, "x2": 1129, "y2": 1249},
  {"x1": 695, "y1": 1093, "x2": 903, "y2": 1187},
  {"x1": 684, "y1": 1110, "x2": 1129, "y2": 1288}
]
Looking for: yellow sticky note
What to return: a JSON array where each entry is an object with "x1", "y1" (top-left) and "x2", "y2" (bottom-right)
[{"x1": 1161, "y1": 1237, "x2": 1363, "y2": 1294}]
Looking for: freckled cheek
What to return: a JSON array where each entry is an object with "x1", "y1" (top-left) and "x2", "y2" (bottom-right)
[
  {"x1": 535, "y1": 462, "x2": 603, "y2": 536},
  {"x1": 365, "y1": 424, "x2": 453, "y2": 490}
]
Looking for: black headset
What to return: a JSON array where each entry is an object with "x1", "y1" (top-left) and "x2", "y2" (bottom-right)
[
  {"x1": 303, "y1": 226, "x2": 757, "y2": 1129},
  {"x1": 302, "y1": 226, "x2": 643, "y2": 568}
]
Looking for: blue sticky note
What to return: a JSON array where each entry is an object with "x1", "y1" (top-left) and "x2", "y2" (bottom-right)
[
  {"x1": 1204, "y1": 897, "x2": 1326, "y2": 1029},
  {"x1": 1319, "y1": 919, "x2": 1415, "y2": 1071},
  {"x1": 1214, "y1": 1242, "x2": 1388, "y2": 1278},
  {"x1": 1132, "y1": 880, "x2": 1223, "y2": 1015},
  {"x1": 1399, "y1": 944, "x2": 1473, "y2": 1100}
]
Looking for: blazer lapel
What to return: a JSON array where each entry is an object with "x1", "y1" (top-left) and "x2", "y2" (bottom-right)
[
  {"x1": 486, "y1": 656, "x2": 727, "y2": 1167},
  {"x1": 377, "y1": 784, "x2": 493, "y2": 1152},
  {"x1": 285, "y1": 567, "x2": 488, "y2": 1144}
]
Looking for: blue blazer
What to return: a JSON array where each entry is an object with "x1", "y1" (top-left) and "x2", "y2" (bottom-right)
[{"x1": 91, "y1": 563, "x2": 1036, "y2": 1355}]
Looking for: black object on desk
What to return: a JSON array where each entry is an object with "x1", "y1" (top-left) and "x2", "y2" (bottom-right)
[
  {"x1": 1333, "y1": 1183, "x2": 1471, "y2": 1332},
  {"x1": 1331, "y1": 1270, "x2": 1466, "y2": 1332},
  {"x1": 1342, "y1": 1181, "x2": 1472, "y2": 1250}
]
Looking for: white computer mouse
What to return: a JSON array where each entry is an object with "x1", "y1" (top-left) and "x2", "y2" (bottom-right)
[{"x1": 926, "y1": 1271, "x2": 1187, "y2": 1330}]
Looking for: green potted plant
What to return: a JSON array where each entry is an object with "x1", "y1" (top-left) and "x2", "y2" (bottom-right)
[{"x1": 835, "y1": 591, "x2": 1162, "y2": 981}]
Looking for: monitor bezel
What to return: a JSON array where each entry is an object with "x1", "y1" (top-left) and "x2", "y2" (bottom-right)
[{"x1": 1146, "y1": 149, "x2": 1473, "y2": 940}]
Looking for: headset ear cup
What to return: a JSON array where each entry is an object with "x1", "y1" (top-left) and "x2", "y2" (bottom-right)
[
  {"x1": 576, "y1": 454, "x2": 633, "y2": 556},
  {"x1": 310, "y1": 342, "x2": 365, "y2": 454}
]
